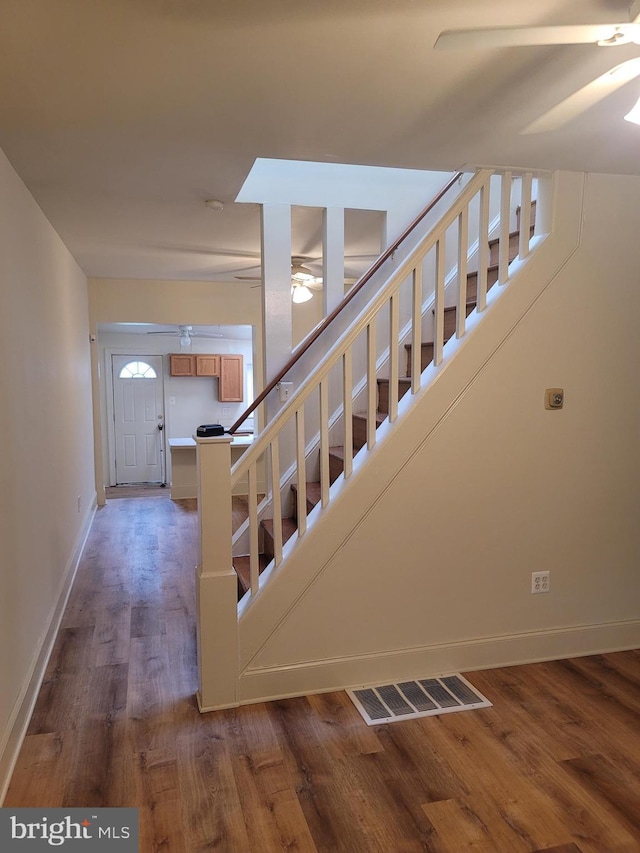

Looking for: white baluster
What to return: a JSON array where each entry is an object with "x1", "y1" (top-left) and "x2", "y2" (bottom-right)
[
  {"x1": 295, "y1": 407, "x2": 307, "y2": 537},
  {"x1": 456, "y1": 206, "x2": 469, "y2": 338},
  {"x1": 342, "y1": 348, "x2": 353, "y2": 479},
  {"x1": 367, "y1": 321, "x2": 377, "y2": 450},
  {"x1": 411, "y1": 263, "x2": 422, "y2": 393},
  {"x1": 434, "y1": 237, "x2": 446, "y2": 366},
  {"x1": 248, "y1": 461, "x2": 259, "y2": 596},
  {"x1": 388, "y1": 292, "x2": 400, "y2": 423},
  {"x1": 269, "y1": 439, "x2": 283, "y2": 567},
  {"x1": 519, "y1": 172, "x2": 533, "y2": 259},
  {"x1": 499, "y1": 171, "x2": 512, "y2": 284},
  {"x1": 477, "y1": 181, "x2": 490, "y2": 311},
  {"x1": 319, "y1": 378, "x2": 330, "y2": 507}
]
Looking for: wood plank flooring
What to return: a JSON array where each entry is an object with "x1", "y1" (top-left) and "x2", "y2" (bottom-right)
[{"x1": 5, "y1": 496, "x2": 640, "y2": 852}]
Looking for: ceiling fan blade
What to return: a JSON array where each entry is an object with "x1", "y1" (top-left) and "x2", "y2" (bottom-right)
[
  {"x1": 234, "y1": 275, "x2": 262, "y2": 281},
  {"x1": 148, "y1": 244, "x2": 261, "y2": 259},
  {"x1": 434, "y1": 24, "x2": 640, "y2": 50},
  {"x1": 521, "y1": 57, "x2": 640, "y2": 133},
  {"x1": 146, "y1": 330, "x2": 178, "y2": 335},
  {"x1": 204, "y1": 249, "x2": 261, "y2": 259}
]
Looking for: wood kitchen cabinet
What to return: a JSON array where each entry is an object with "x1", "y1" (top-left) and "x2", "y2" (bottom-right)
[
  {"x1": 169, "y1": 353, "x2": 243, "y2": 402},
  {"x1": 169, "y1": 354, "x2": 196, "y2": 376},
  {"x1": 169, "y1": 354, "x2": 220, "y2": 377},
  {"x1": 219, "y1": 354, "x2": 244, "y2": 402},
  {"x1": 195, "y1": 354, "x2": 219, "y2": 376}
]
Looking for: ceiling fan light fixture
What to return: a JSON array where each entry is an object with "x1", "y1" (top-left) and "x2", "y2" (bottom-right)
[
  {"x1": 179, "y1": 324, "x2": 193, "y2": 350},
  {"x1": 291, "y1": 283, "x2": 313, "y2": 303},
  {"x1": 292, "y1": 270, "x2": 317, "y2": 283},
  {"x1": 624, "y1": 94, "x2": 640, "y2": 124}
]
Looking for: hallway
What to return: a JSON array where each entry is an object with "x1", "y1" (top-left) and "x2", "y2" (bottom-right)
[{"x1": 5, "y1": 497, "x2": 640, "y2": 852}]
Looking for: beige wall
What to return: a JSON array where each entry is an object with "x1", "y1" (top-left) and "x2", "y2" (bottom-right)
[
  {"x1": 237, "y1": 171, "x2": 640, "y2": 700},
  {"x1": 88, "y1": 276, "x2": 262, "y2": 328},
  {"x1": 0, "y1": 148, "x2": 94, "y2": 798}
]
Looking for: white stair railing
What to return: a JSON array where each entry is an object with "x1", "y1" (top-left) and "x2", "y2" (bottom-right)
[
  {"x1": 234, "y1": 168, "x2": 537, "y2": 591},
  {"x1": 195, "y1": 167, "x2": 542, "y2": 711}
]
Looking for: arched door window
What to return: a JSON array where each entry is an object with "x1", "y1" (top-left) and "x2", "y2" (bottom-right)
[{"x1": 118, "y1": 360, "x2": 158, "y2": 379}]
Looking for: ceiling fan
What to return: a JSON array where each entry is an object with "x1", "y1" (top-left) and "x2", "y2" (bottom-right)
[
  {"x1": 145, "y1": 325, "x2": 223, "y2": 348},
  {"x1": 235, "y1": 256, "x2": 358, "y2": 302},
  {"x1": 434, "y1": 1, "x2": 640, "y2": 132}
]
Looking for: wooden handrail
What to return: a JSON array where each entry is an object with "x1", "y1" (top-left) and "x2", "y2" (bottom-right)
[{"x1": 229, "y1": 170, "x2": 465, "y2": 434}]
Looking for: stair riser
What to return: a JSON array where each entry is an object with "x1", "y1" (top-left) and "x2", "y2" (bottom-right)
[
  {"x1": 489, "y1": 227, "x2": 534, "y2": 267},
  {"x1": 466, "y1": 266, "x2": 499, "y2": 303},
  {"x1": 377, "y1": 378, "x2": 411, "y2": 415},
  {"x1": 404, "y1": 302, "x2": 474, "y2": 377},
  {"x1": 405, "y1": 342, "x2": 433, "y2": 378},
  {"x1": 290, "y1": 494, "x2": 317, "y2": 523},
  {"x1": 262, "y1": 518, "x2": 298, "y2": 562},
  {"x1": 352, "y1": 414, "x2": 367, "y2": 451},
  {"x1": 328, "y1": 454, "x2": 343, "y2": 483}
]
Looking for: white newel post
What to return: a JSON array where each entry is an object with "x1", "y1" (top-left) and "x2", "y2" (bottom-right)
[{"x1": 194, "y1": 435, "x2": 239, "y2": 712}]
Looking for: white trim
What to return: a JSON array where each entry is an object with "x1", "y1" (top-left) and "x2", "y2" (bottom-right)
[
  {"x1": 104, "y1": 348, "x2": 166, "y2": 486},
  {"x1": 221, "y1": 619, "x2": 640, "y2": 710},
  {"x1": 0, "y1": 497, "x2": 97, "y2": 804}
]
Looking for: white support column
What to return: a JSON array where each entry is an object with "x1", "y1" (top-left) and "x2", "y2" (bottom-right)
[
  {"x1": 195, "y1": 435, "x2": 238, "y2": 712},
  {"x1": 323, "y1": 207, "x2": 345, "y2": 316},
  {"x1": 261, "y1": 203, "x2": 292, "y2": 424}
]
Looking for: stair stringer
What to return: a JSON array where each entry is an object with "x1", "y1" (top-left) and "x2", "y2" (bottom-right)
[{"x1": 235, "y1": 171, "x2": 585, "y2": 704}]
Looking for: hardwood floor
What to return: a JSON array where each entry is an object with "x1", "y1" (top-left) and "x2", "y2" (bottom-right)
[
  {"x1": 5, "y1": 497, "x2": 640, "y2": 852},
  {"x1": 105, "y1": 484, "x2": 169, "y2": 498}
]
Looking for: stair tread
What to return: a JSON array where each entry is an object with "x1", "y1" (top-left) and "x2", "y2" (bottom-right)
[
  {"x1": 377, "y1": 377, "x2": 411, "y2": 385},
  {"x1": 233, "y1": 553, "x2": 270, "y2": 593},
  {"x1": 262, "y1": 516, "x2": 298, "y2": 537},
  {"x1": 352, "y1": 411, "x2": 386, "y2": 426},
  {"x1": 291, "y1": 480, "x2": 322, "y2": 507},
  {"x1": 488, "y1": 226, "x2": 533, "y2": 247},
  {"x1": 467, "y1": 265, "x2": 498, "y2": 278},
  {"x1": 445, "y1": 299, "x2": 477, "y2": 312}
]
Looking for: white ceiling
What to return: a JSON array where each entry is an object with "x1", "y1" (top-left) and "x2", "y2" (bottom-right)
[{"x1": 1, "y1": 0, "x2": 639, "y2": 282}]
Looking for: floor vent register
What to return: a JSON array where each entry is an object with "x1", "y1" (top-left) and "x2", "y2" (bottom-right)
[{"x1": 347, "y1": 674, "x2": 492, "y2": 725}]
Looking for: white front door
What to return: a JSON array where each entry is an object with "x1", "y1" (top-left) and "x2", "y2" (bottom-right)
[{"x1": 112, "y1": 355, "x2": 165, "y2": 484}]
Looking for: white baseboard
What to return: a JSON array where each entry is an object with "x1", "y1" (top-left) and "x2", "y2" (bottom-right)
[
  {"x1": 230, "y1": 619, "x2": 640, "y2": 708},
  {"x1": 170, "y1": 482, "x2": 197, "y2": 500},
  {"x1": 0, "y1": 496, "x2": 97, "y2": 804}
]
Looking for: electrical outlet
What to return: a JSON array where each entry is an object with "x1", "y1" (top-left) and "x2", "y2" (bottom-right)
[{"x1": 531, "y1": 570, "x2": 550, "y2": 594}]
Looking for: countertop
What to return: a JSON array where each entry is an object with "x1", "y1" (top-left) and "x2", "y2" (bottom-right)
[{"x1": 168, "y1": 434, "x2": 254, "y2": 449}]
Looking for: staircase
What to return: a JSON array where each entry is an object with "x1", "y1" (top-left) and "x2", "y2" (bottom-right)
[{"x1": 233, "y1": 202, "x2": 535, "y2": 599}]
